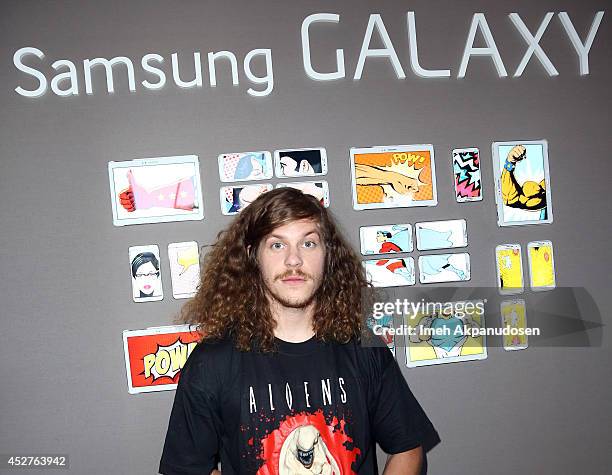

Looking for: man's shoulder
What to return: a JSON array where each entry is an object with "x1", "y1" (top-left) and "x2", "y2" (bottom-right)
[
  {"x1": 188, "y1": 335, "x2": 237, "y2": 363},
  {"x1": 179, "y1": 335, "x2": 239, "y2": 390},
  {"x1": 182, "y1": 335, "x2": 241, "y2": 376},
  {"x1": 331, "y1": 335, "x2": 394, "y2": 372}
]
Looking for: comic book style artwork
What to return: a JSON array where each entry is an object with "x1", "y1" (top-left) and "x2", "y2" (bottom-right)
[
  {"x1": 108, "y1": 155, "x2": 204, "y2": 226},
  {"x1": 527, "y1": 240, "x2": 556, "y2": 291},
  {"x1": 405, "y1": 300, "x2": 487, "y2": 368},
  {"x1": 168, "y1": 241, "x2": 200, "y2": 299},
  {"x1": 415, "y1": 219, "x2": 468, "y2": 251},
  {"x1": 492, "y1": 140, "x2": 553, "y2": 226},
  {"x1": 495, "y1": 244, "x2": 524, "y2": 295},
  {"x1": 220, "y1": 184, "x2": 273, "y2": 215},
  {"x1": 276, "y1": 181, "x2": 330, "y2": 208},
  {"x1": 122, "y1": 325, "x2": 201, "y2": 394},
  {"x1": 452, "y1": 148, "x2": 482, "y2": 202},
  {"x1": 129, "y1": 244, "x2": 164, "y2": 303},
  {"x1": 363, "y1": 257, "x2": 415, "y2": 287},
  {"x1": 218, "y1": 151, "x2": 273, "y2": 182},
  {"x1": 418, "y1": 253, "x2": 471, "y2": 284},
  {"x1": 366, "y1": 314, "x2": 396, "y2": 356},
  {"x1": 274, "y1": 148, "x2": 328, "y2": 178},
  {"x1": 500, "y1": 299, "x2": 529, "y2": 351},
  {"x1": 359, "y1": 224, "x2": 413, "y2": 255},
  {"x1": 349, "y1": 145, "x2": 438, "y2": 210}
]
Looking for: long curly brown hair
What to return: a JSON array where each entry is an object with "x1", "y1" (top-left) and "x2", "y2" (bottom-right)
[{"x1": 180, "y1": 187, "x2": 371, "y2": 352}]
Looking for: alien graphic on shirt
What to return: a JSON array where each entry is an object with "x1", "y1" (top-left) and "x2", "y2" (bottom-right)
[{"x1": 279, "y1": 425, "x2": 341, "y2": 474}]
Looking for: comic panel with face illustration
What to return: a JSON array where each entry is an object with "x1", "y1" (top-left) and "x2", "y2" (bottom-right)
[
  {"x1": 274, "y1": 148, "x2": 328, "y2": 178},
  {"x1": 129, "y1": 244, "x2": 163, "y2": 302},
  {"x1": 218, "y1": 151, "x2": 273, "y2": 183},
  {"x1": 220, "y1": 184, "x2": 273, "y2": 215},
  {"x1": 350, "y1": 145, "x2": 438, "y2": 210},
  {"x1": 492, "y1": 140, "x2": 553, "y2": 226},
  {"x1": 405, "y1": 300, "x2": 487, "y2": 368},
  {"x1": 108, "y1": 155, "x2": 204, "y2": 226},
  {"x1": 359, "y1": 224, "x2": 413, "y2": 255}
]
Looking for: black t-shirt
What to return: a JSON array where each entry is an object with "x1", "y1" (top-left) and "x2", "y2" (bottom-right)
[{"x1": 159, "y1": 335, "x2": 438, "y2": 474}]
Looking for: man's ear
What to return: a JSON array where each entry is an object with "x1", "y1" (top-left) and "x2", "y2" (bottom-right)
[{"x1": 247, "y1": 244, "x2": 256, "y2": 262}]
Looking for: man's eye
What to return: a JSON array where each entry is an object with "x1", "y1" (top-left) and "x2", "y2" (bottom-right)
[
  {"x1": 303, "y1": 241, "x2": 317, "y2": 248},
  {"x1": 271, "y1": 242, "x2": 284, "y2": 249}
]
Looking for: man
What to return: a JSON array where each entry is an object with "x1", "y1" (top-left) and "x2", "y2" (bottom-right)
[{"x1": 159, "y1": 187, "x2": 438, "y2": 474}]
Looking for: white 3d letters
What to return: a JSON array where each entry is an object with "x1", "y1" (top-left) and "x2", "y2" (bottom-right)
[
  {"x1": 11, "y1": 10, "x2": 605, "y2": 99},
  {"x1": 558, "y1": 11, "x2": 605, "y2": 75},
  {"x1": 354, "y1": 14, "x2": 406, "y2": 80},
  {"x1": 84, "y1": 56, "x2": 136, "y2": 94},
  {"x1": 13, "y1": 47, "x2": 47, "y2": 97},
  {"x1": 407, "y1": 12, "x2": 450, "y2": 78},
  {"x1": 301, "y1": 13, "x2": 346, "y2": 81},
  {"x1": 141, "y1": 53, "x2": 166, "y2": 90},
  {"x1": 244, "y1": 49, "x2": 274, "y2": 97},
  {"x1": 51, "y1": 59, "x2": 79, "y2": 96},
  {"x1": 510, "y1": 12, "x2": 558, "y2": 77},
  {"x1": 458, "y1": 13, "x2": 508, "y2": 78}
]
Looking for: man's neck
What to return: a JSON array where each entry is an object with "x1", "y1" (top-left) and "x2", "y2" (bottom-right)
[{"x1": 270, "y1": 300, "x2": 315, "y2": 343}]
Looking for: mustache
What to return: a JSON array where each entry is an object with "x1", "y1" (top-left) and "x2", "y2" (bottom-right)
[{"x1": 275, "y1": 270, "x2": 311, "y2": 281}]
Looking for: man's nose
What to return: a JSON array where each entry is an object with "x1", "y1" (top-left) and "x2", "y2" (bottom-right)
[{"x1": 284, "y1": 245, "x2": 303, "y2": 267}]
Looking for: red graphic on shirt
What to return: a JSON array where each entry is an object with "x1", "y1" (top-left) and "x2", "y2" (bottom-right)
[{"x1": 256, "y1": 410, "x2": 359, "y2": 474}]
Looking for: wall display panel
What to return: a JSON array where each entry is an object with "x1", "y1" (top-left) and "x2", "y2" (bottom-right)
[
  {"x1": 415, "y1": 219, "x2": 468, "y2": 251},
  {"x1": 500, "y1": 299, "x2": 529, "y2": 351},
  {"x1": 123, "y1": 325, "x2": 201, "y2": 394},
  {"x1": 129, "y1": 244, "x2": 164, "y2": 302},
  {"x1": 405, "y1": 300, "x2": 487, "y2": 368},
  {"x1": 418, "y1": 253, "x2": 471, "y2": 283},
  {"x1": 108, "y1": 155, "x2": 204, "y2": 226},
  {"x1": 218, "y1": 152, "x2": 273, "y2": 183},
  {"x1": 273, "y1": 147, "x2": 328, "y2": 178},
  {"x1": 359, "y1": 224, "x2": 413, "y2": 255},
  {"x1": 350, "y1": 145, "x2": 438, "y2": 210},
  {"x1": 363, "y1": 257, "x2": 416, "y2": 287},
  {"x1": 452, "y1": 147, "x2": 482, "y2": 202},
  {"x1": 168, "y1": 241, "x2": 200, "y2": 299},
  {"x1": 492, "y1": 140, "x2": 553, "y2": 227},
  {"x1": 220, "y1": 184, "x2": 273, "y2": 215}
]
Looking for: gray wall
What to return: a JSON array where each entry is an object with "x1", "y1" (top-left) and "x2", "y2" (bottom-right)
[{"x1": 1, "y1": 0, "x2": 610, "y2": 474}]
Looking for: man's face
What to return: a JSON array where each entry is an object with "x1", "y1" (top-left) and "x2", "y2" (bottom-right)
[{"x1": 256, "y1": 218, "x2": 326, "y2": 309}]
